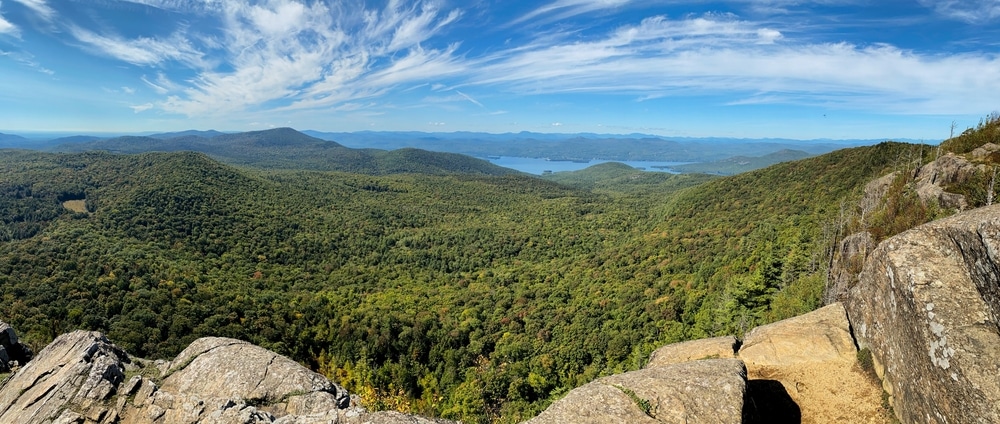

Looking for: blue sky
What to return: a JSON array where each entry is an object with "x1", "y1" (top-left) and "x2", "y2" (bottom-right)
[{"x1": 1, "y1": 0, "x2": 999, "y2": 139}]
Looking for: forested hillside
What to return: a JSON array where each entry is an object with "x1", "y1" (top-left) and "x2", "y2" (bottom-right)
[
  {"x1": 0, "y1": 142, "x2": 925, "y2": 422},
  {"x1": 52, "y1": 128, "x2": 521, "y2": 176},
  {"x1": 668, "y1": 149, "x2": 814, "y2": 175}
]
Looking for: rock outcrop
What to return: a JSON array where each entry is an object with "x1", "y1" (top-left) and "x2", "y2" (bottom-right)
[
  {"x1": 527, "y1": 303, "x2": 892, "y2": 423},
  {"x1": 912, "y1": 153, "x2": 979, "y2": 210},
  {"x1": 0, "y1": 319, "x2": 33, "y2": 372},
  {"x1": 860, "y1": 153, "x2": 979, "y2": 218},
  {"x1": 827, "y1": 231, "x2": 876, "y2": 303},
  {"x1": 970, "y1": 142, "x2": 1000, "y2": 161},
  {"x1": 526, "y1": 358, "x2": 747, "y2": 424},
  {"x1": 847, "y1": 204, "x2": 1000, "y2": 424},
  {"x1": 0, "y1": 330, "x2": 127, "y2": 424},
  {"x1": 739, "y1": 303, "x2": 886, "y2": 423},
  {"x1": 121, "y1": 337, "x2": 355, "y2": 423},
  {"x1": 646, "y1": 335, "x2": 737, "y2": 368},
  {"x1": 0, "y1": 329, "x2": 455, "y2": 424}
]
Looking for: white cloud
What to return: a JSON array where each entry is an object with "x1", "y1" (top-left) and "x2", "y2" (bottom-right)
[
  {"x1": 160, "y1": 0, "x2": 466, "y2": 117},
  {"x1": 918, "y1": 0, "x2": 1000, "y2": 23},
  {"x1": 130, "y1": 103, "x2": 154, "y2": 113},
  {"x1": 735, "y1": 0, "x2": 864, "y2": 15},
  {"x1": 455, "y1": 90, "x2": 484, "y2": 108},
  {"x1": 141, "y1": 74, "x2": 175, "y2": 94},
  {"x1": 513, "y1": 0, "x2": 631, "y2": 25},
  {"x1": 48, "y1": 0, "x2": 998, "y2": 123},
  {"x1": 756, "y1": 28, "x2": 782, "y2": 44},
  {"x1": 387, "y1": 5, "x2": 458, "y2": 51},
  {"x1": 470, "y1": 15, "x2": 1000, "y2": 115},
  {"x1": 10, "y1": 0, "x2": 54, "y2": 21},
  {"x1": 69, "y1": 26, "x2": 203, "y2": 67},
  {"x1": 1, "y1": 48, "x2": 54, "y2": 74},
  {"x1": 0, "y1": 2, "x2": 20, "y2": 36},
  {"x1": 0, "y1": 14, "x2": 16, "y2": 35}
]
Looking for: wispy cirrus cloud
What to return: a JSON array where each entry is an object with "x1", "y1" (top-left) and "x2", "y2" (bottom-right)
[
  {"x1": 472, "y1": 14, "x2": 1000, "y2": 115},
  {"x1": 0, "y1": 13, "x2": 16, "y2": 35},
  {"x1": 159, "y1": 0, "x2": 465, "y2": 116},
  {"x1": 10, "y1": 0, "x2": 54, "y2": 21},
  {"x1": 0, "y1": 48, "x2": 54, "y2": 74},
  {"x1": 31, "y1": 0, "x2": 1000, "y2": 124},
  {"x1": 141, "y1": 73, "x2": 178, "y2": 94},
  {"x1": 731, "y1": 0, "x2": 863, "y2": 15},
  {"x1": 455, "y1": 90, "x2": 484, "y2": 108},
  {"x1": 512, "y1": 0, "x2": 631, "y2": 25},
  {"x1": 917, "y1": 0, "x2": 1000, "y2": 24},
  {"x1": 69, "y1": 25, "x2": 204, "y2": 67},
  {"x1": 130, "y1": 102, "x2": 154, "y2": 113}
]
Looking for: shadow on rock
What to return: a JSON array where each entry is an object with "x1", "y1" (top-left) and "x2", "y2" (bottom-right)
[{"x1": 743, "y1": 379, "x2": 801, "y2": 424}]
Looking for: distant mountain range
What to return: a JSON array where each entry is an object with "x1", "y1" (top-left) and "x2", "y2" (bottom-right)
[
  {"x1": 149, "y1": 130, "x2": 226, "y2": 139},
  {"x1": 0, "y1": 132, "x2": 35, "y2": 148},
  {"x1": 301, "y1": 130, "x2": 896, "y2": 162},
  {"x1": 49, "y1": 127, "x2": 520, "y2": 176},
  {"x1": 0, "y1": 127, "x2": 921, "y2": 174},
  {"x1": 667, "y1": 149, "x2": 815, "y2": 175}
]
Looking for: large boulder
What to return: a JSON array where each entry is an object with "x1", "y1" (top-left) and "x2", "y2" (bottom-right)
[
  {"x1": 646, "y1": 336, "x2": 737, "y2": 368},
  {"x1": 122, "y1": 337, "x2": 352, "y2": 423},
  {"x1": 970, "y1": 143, "x2": 1000, "y2": 161},
  {"x1": 0, "y1": 330, "x2": 128, "y2": 424},
  {"x1": 160, "y1": 337, "x2": 349, "y2": 415},
  {"x1": 847, "y1": 204, "x2": 1000, "y2": 423},
  {"x1": 525, "y1": 358, "x2": 747, "y2": 424},
  {"x1": 915, "y1": 153, "x2": 979, "y2": 187},
  {"x1": 0, "y1": 319, "x2": 33, "y2": 372},
  {"x1": 0, "y1": 328, "x2": 457, "y2": 424},
  {"x1": 120, "y1": 337, "x2": 457, "y2": 423},
  {"x1": 739, "y1": 303, "x2": 887, "y2": 423},
  {"x1": 912, "y1": 153, "x2": 979, "y2": 210}
]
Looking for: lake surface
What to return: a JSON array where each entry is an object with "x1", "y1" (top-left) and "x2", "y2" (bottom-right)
[{"x1": 486, "y1": 157, "x2": 690, "y2": 175}]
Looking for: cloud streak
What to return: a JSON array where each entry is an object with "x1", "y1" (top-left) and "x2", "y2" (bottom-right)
[
  {"x1": 124, "y1": 3, "x2": 1000, "y2": 117},
  {"x1": 155, "y1": 0, "x2": 466, "y2": 117},
  {"x1": 918, "y1": 0, "x2": 1000, "y2": 24},
  {"x1": 471, "y1": 15, "x2": 1000, "y2": 114},
  {"x1": 513, "y1": 0, "x2": 631, "y2": 25},
  {"x1": 0, "y1": 15, "x2": 16, "y2": 35},
  {"x1": 14, "y1": 0, "x2": 1000, "y2": 126},
  {"x1": 455, "y1": 90, "x2": 484, "y2": 108},
  {"x1": 69, "y1": 26, "x2": 204, "y2": 67},
  {"x1": 10, "y1": 0, "x2": 54, "y2": 21}
]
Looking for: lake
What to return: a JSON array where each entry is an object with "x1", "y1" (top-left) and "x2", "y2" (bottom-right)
[{"x1": 485, "y1": 157, "x2": 690, "y2": 175}]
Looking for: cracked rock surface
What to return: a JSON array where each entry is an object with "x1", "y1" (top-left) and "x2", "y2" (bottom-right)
[
  {"x1": 0, "y1": 331, "x2": 456, "y2": 424},
  {"x1": 125, "y1": 337, "x2": 353, "y2": 423},
  {"x1": 0, "y1": 330, "x2": 127, "y2": 424},
  {"x1": 525, "y1": 359, "x2": 747, "y2": 424},
  {"x1": 848, "y1": 204, "x2": 1000, "y2": 424}
]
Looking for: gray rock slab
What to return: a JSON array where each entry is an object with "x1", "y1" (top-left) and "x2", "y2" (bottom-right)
[
  {"x1": 526, "y1": 358, "x2": 746, "y2": 424},
  {"x1": 848, "y1": 204, "x2": 1000, "y2": 424}
]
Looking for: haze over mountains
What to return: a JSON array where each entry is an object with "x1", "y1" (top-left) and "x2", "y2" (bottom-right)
[
  {"x1": 2, "y1": 115, "x2": 999, "y2": 423},
  {"x1": 301, "y1": 130, "x2": 891, "y2": 162},
  {"x1": 47, "y1": 128, "x2": 521, "y2": 176},
  {"x1": 0, "y1": 127, "x2": 906, "y2": 175}
]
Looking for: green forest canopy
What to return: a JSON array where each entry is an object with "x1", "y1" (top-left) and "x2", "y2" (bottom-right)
[{"x1": 0, "y1": 139, "x2": 949, "y2": 422}]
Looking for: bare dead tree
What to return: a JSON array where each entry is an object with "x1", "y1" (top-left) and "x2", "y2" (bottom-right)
[{"x1": 989, "y1": 166, "x2": 997, "y2": 207}]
